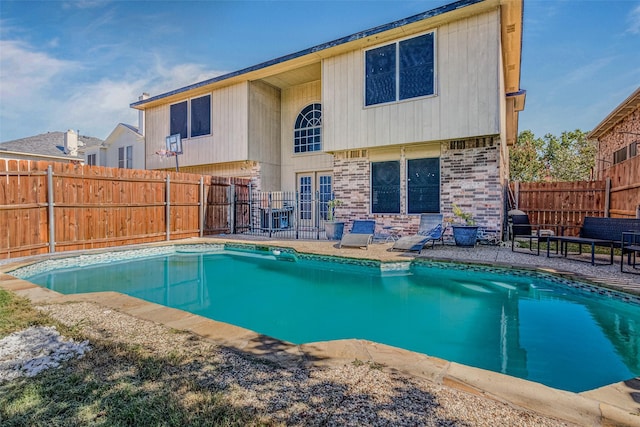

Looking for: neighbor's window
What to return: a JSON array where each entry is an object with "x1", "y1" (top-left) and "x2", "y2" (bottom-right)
[
  {"x1": 407, "y1": 158, "x2": 440, "y2": 214},
  {"x1": 365, "y1": 32, "x2": 435, "y2": 106},
  {"x1": 371, "y1": 161, "x2": 400, "y2": 213},
  {"x1": 613, "y1": 146, "x2": 627, "y2": 165},
  {"x1": 190, "y1": 95, "x2": 211, "y2": 137},
  {"x1": 170, "y1": 101, "x2": 188, "y2": 140},
  {"x1": 118, "y1": 146, "x2": 133, "y2": 169},
  {"x1": 87, "y1": 154, "x2": 96, "y2": 166},
  {"x1": 294, "y1": 103, "x2": 322, "y2": 153}
]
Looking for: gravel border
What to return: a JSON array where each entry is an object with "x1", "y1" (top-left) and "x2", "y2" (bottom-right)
[{"x1": 25, "y1": 301, "x2": 577, "y2": 427}]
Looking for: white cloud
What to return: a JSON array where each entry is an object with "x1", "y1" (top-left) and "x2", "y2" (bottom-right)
[
  {"x1": 0, "y1": 35, "x2": 228, "y2": 141},
  {"x1": 0, "y1": 40, "x2": 79, "y2": 99},
  {"x1": 147, "y1": 56, "x2": 227, "y2": 95},
  {"x1": 627, "y1": 4, "x2": 640, "y2": 34},
  {"x1": 0, "y1": 40, "x2": 82, "y2": 140},
  {"x1": 564, "y1": 56, "x2": 613, "y2": 85}
]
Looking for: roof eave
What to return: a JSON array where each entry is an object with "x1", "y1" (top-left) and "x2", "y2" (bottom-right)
[
  {"x1": 130, "y1": 0, "x2": 490, "y2": 110},
  {"x1": 588, "y1": 87, "x2": 640, "y2": 140}
]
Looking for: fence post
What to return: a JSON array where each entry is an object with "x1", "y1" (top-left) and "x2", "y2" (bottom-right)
[
  {"x1": 199, "y1": 176, "x2": 204, "y2": 237},
  {"x1": 636, "y1": 205, "x2": 640, "y2": 219},
  {"x1": 248, "y1": 183, "x2": 253, "y2": 233},
  {"x1": 166, "y1": 174, "x2": 171, "y2": 241},
  {"x1": 514, "y1": 181, "x2": 519, "y2": 210},
  {"x1": 267, "y1": 192, "x2": 273, "y2": 238},
  {"x1": 605, "y1": 177, "x2": 611, "y2": 218},
  {"x1": 47, "y1": 165, "x2": 55, "y2": 253},
  {"x1": 229, "y1": 183, "x2": 236, "y2": 234}
]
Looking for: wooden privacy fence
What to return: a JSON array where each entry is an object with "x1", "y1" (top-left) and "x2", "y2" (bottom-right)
[
  {"x1": 606, "y1": 155, "x2": 640, "y2": 218},
  {"x1": 0, "y1": 159, "x2": 250, "y2": 259},
  {"x1": 511, "y1": 169, "x2": 640, "y2": 235}
]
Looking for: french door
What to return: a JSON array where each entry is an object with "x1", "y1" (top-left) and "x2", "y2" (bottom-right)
[{"x1": 297, "y1": 172, "x2": 332, "y2": 228}]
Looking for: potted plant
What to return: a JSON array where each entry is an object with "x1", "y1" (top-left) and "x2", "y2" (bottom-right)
[
  {"x1": 450, "y1": 204, "x2": 479, "y2": 247},
  {"x1": 324, "y1": 199, "x2": 345, "y2": 240}
]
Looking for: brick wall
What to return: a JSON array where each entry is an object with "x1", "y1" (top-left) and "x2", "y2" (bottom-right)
[
  {"x1": 597, "y1": 105, "x2": 640, "y2": 180},
  {"x1": 333, "y1": 154, "x2": 371, "y2": 223},
  {"x1": 332, "y1": 141, "x2": 504, "y2": 240},
  {"x1": 441, "y1": 142, "x2": 503, "y2": 239}
]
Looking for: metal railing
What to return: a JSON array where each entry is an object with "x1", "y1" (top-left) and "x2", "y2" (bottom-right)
[{"x1": 245, "y1": 191, "x2": 332, "y2": 240}]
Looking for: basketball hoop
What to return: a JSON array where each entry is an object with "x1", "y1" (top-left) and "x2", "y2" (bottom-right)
[
  {"x1": 165, "y1": 134, "x2": 183, "y2": 155},
  {"x1": 155, "y1": 149, "x2": 176, "y2": 158},
  {"x1": 155, "y1": 134, "x2": 183, "y2": 171}
]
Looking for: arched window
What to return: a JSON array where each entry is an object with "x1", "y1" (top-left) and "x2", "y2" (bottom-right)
[{"x1": 294, "y1": 103, "x2": 322, "y2": 153}]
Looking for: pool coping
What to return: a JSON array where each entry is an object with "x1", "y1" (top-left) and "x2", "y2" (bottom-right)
[{"x1": 1, "y1": 238, "x2": 639, "y2": 426}]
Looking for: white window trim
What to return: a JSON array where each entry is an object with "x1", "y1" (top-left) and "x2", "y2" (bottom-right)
[
  {"x1": 293, "y1": 101, "x2": 323, "y2": 155},
  {"x1": 169, "y1": 94, "x2": 212, "y2": 141}
]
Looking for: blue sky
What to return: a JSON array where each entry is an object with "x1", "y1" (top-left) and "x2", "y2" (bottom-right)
[{"x1": 0, "y1": 0, "x2": 639, "y2": 142}]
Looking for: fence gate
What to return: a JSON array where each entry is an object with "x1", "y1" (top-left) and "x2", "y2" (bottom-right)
[{"x1": 248, "y1": 191, "x2": 331, "y2": 239}]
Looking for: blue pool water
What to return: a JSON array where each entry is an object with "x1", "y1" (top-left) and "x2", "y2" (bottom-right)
[{"x1": 22, "y1": 248, "x2": 640, "y2": 393}]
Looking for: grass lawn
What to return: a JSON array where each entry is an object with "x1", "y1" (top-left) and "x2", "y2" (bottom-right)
[
  {"x1": 0, "y1": 289, "x2": 261, "y2": 426},
  {"x1": 514, "y1": 239, "x2": 622, "y2": 256}
]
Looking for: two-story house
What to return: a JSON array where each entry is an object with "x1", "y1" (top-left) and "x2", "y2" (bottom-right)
[
  {"x1": 83, "y1": 123, "x2": 145, "y2": 169},
  {"x1": 131, "y1": 0, "x2": 524, "y2": 239}
]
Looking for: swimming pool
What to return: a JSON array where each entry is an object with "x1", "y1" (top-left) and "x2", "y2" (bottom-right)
[{"x1": 14, "y1": 244, "x2": 640, "y2": 393}]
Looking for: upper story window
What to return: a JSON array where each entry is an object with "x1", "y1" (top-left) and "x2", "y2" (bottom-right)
[
  {"x1": 170, "y1": 101, "x2": 187, "y2": 140},
  {"x1": 87, "y1": 153, "x2": 96, "y2": 166},
  {"x1": 170, "y1": 94, "x2": 211, "y2": 140},
  {"x1": 294, "y1": 103, "x2": 322, "y2": 153},
  {"x1": 613, "y1": 146, "x2": 628, "y2": 164},
  {"x1": 191, "y1": 95, "x2": 211, "y2": 137},
  {"x1": 613, "y1": 141, "x2": 639, "y2": 165},
  {"x1": 365, "y1": 32, "x2": 435, "y2": 106}
]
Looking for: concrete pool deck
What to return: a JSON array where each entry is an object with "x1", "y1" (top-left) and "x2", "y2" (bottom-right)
[{"x1": 1, "y1": 236, "x2": 639, "y2": 426}]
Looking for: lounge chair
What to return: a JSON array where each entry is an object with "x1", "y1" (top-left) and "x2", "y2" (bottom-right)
[
  {"x1": 510, "y1": 213, "x2": 554, "y2": 255},
  {"x1": 391, "y1": 214, "x2": 445, "y2": 252},
  {"x1": 339, "y1": 220, "x2": 376, "y2": 249}
]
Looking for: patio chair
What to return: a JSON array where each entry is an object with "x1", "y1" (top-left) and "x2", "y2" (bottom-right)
[
  {"x1": 391, "y1": 214, "x2": 446, "y2": 252},
  {"x1": 339, "y1": 220, "x2": 376, "y2": 249},
  {"x1": 510, "y1": 213, "x2": 554, "y2": 255}
]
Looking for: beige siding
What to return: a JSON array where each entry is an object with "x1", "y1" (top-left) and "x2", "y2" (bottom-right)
[
  {"x1": 179, "y1": 161, "x2": 253, "y2": 178},
  {"x1": 248, "y1": 81, "x2": 281, "y2": 190},
  {"x1": 248, "y1": 81, "x2": 281, "y2": 164},
  {"x1": 145, "y1": 83, "x2": 249, "y2": 170},
  {"x1": 323, "y1": 10, "x2": 501, "y2": 152},
  {"x1": 280, "y1": 80, "x2": 333, "y2": 192}
]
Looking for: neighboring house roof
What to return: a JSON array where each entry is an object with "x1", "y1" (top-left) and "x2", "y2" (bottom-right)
[
  {"x1": 119, "y1": 123, "x2": 141, "y2": 135},
  {"x1": 131, "y1": 0, "x2": 522, "y2": 110},
  {"x1": 589, "y1": 87, "x2": 640, "y2": 140},
  {"x1": 100, "y1": 123, "x2": 144, "y2": 149},
  {"x1": 0, "y1": 131, "x2": 104, "y2": 160}
]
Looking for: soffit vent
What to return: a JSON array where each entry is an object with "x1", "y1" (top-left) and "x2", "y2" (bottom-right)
[{"x1": 449, "y1": 137, "x2": 496, "y2": 150}]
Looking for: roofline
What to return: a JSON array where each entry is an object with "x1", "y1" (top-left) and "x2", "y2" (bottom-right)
[
  {"x1": 589, "y1": 87, "x2": 640, "y2": 140},
  {"x1": 0, "y1": 151, "x2": 81, "y2": 162},
  {"x1": 130, "y1": 0, "x2": 485, "y2": 109}
]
